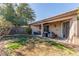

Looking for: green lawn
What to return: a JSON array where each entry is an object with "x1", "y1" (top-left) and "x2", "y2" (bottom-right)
[{"x1": 3, "y1": 35, "x2": 76, "y2": 56}]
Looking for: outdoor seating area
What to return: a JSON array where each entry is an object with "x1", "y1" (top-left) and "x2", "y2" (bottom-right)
[{"x1": 43, "y1": 32, "x2": 58, "y2": 38}]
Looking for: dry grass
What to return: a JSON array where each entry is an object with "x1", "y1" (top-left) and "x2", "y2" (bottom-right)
[
  {"x1": 14, "y1": 43, "x2": 75, "y2": 56},
  {"x1": 3, "y1": 35, "x2": 76, "y2": 56}
]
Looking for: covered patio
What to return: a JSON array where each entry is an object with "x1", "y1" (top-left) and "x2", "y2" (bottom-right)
[
  {"x1": 31, "y1": 19, "x2": 71, "y2": 39},
  {"x1": 30, "y1": 9, "x2": 79, "y2": 42}
]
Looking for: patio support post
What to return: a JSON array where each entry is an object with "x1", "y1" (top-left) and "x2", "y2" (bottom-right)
[
  {"x1": 41, "y1": 23, "x2": 43, "y2": 37},
  {"x1": 69, "y1": 16, "x2": 77, "y2": 44},
  {"x1": 61, "y1": 22, "x2": 63, "y2": 38}
]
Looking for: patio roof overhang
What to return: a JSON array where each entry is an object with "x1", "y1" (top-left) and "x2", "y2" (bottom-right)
[{"x1": 30, "y1": 9, "x2": 78, "y2": 26}]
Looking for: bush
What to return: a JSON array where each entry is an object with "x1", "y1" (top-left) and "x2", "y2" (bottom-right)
[
  {"x1": 26, "y1": 27, "x2": 32, "y2": 35},
  {"x1": 0, "y1": 16, "x2": 14, "y2": 36},
  {"x1": 9, "y1": 26, "x2": 32, "y2": 35}
]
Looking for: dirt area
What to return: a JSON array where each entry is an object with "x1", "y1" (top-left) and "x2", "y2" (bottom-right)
[
  {"x1": 0, "y1": 36, "x2": 79, "y2": 56},
  {"x1": 0, "y1": 40, "x2": 7, "y2": 56}
]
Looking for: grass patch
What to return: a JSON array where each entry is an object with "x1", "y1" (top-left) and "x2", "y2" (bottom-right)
[
  {"x1": 4, "y1": 36, "x2": 29, "y2": 50},
  {"x1": 13, "y1": 37, "x2": 28, "y2": 45},
  {"x1": 45, "y1": 40, "x2": 75, "y2": 54},
  {"x1": 5, "y1": 43, "x2": 22, "y2": 50},
  {"x1": 46, "y1": 41, "x2": 70, "y2": 49}
]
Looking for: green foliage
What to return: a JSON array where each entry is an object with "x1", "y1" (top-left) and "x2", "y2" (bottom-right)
[
  {"x1": 5, "y1": 37, "x2": 28, "y2": 51},
  {"x1": 14, "y1": 37, "x2": 28, "y2": 45},
  {"x1": 0, "y1": 4, "x2": 16, "y2": 24},
  {"x1": 0, "y1": 16, "x2": 13, "y2": 36},
  {"x1": 77, "y1": 15, "x2": 79, "y2": 20},
  {"x1": 16, "y1": 4, "x2": 35, "y2": 22},
  {"x1": 0, "y1": 3, "x2": 35, "y2": 26},
  {"x1": 5, "y1": 43, "x2": 22, "y2": 50},
  {"x1": 46, "y1": 41, "x2": 73, "y2": 50},
  {"x1": 46, "y1": 41, "x2": 64, "y2": 49},
  {"x1": 26, "y1": 27, "x2": 32, "y2": 34}
]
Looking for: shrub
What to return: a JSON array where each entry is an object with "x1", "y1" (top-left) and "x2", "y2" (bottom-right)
[
  {"x1": 15, "y1": 37, "x2": 28, "y2": 45},
  {"x1": 26, "y1": 27, "x2": 32, "y2": 35},
  {"x1": 0, "y1": 16, "x2": 14, "y2": 36}
]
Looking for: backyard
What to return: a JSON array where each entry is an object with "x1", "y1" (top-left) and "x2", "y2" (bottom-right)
[
  {"x1": 0, "y1": 3, "x2": 79, "y2": 56},
  {"x1": 0, "y1": 34, "x2": 79, "y2": 56}
]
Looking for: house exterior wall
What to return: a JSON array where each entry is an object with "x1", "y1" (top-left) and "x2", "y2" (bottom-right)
[
  {"x1": 69, "y1": 16, "x2": 77, "y2": 39},
  {"x1": 77, "y1": 20, "x2": 79, "y2": 37},
  {"x1": 49, "y1": 22, "x2": 62, "y2": 38},
  {"x1": 30, "y1": 9, "x2": 79, "y2": 45},
  {"x1": 31, "y1": 22, "x2": 63, "y2": 38},
  {"x1": 31, "y1": 25, "x2": 41, "y2": 35},
  {"x1": 31, "y1": 15, "x2": 77, "y2": 39},
  {"x1": 64, "y1": 15, "x2": 78, "y2": 44}
]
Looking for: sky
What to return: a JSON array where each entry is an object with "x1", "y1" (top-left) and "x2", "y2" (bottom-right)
[{"x1": 29, "y1": 3, "x2": 79, "y2": 22}]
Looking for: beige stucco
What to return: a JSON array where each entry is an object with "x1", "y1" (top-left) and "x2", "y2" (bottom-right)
[
  {"x1": 69, "y1": 16, "x2": 77, "y2": 39},
  {"x1": 29, "y1": 9, "x2": 79, "y2": 45},
  {"x1": 77, "y1": 20, "x2": 79, "y2": 37},
  {"x1": 48, "y1": 22, "x2": 62, "y2": 38},
  {"x1": 30, "y1": 16, "x2": 78, "y2": 38},
  {"x1": 30, "y1": 9, "x2": 79, "y2": 41},
  {"x1": 31, "y1": 25, "x2": 41, "y2": 35}
]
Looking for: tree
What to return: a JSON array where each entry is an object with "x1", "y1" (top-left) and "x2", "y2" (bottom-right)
[
  {"x1": 0, "y1": 4, "x2": 16, "y2": 25},
  {"x1": 0, "y1": 3, "x2": 35, "y2": 26},
  {"x1": 16, "y1": 4, "x2": 35, "y2": 22},
  {"x1": 0, "y1": 3, "x2": 35, "y2": 36},
  {"x1": 0, "y1": 16, "x2": 13, "y2": 36}
]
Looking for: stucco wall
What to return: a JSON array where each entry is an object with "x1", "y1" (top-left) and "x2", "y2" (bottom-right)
[
  {"x1": 77, "y1": 20, "x2": 79, "y2": 37},
  {"x1": 31, "y1": 15, "x2": 78, "y2": 39},
  {"x1": 31, "y1": 25, "x2": 41, "y2": 35},
  {"x1": 69, "y1": 16, "x2": 77, "y2": 39},
  {"x1": 49, "y1": 22, "x2": 62, "y2": 38},
  {"x1": 67, "y1": 16, "x2": 79, "y2": 45}
]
